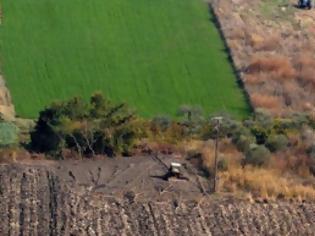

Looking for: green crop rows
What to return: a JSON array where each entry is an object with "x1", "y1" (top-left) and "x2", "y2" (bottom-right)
[{"x1": 0, "y1": 0, "x2": 249, "y2": 118}]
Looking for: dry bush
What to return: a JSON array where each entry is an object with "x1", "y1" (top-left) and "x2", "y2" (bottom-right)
[
  {"x1": 144, "y1": 142, "x2": 179, "y2": 155},
  {"x1": 203, "y1": 139, "x2": 242, "y2": 168},
  {"x1": 246, "y1": 56, "x2": 296, "y2": 80},
  {"x1": 220, "y1": 166, "x2": 315, "y2": 201},
  {"x1": 0, "y1": 148, "x2": 17, "y2": 163},
  {"x1": 200, "y1": 146, "x2": 215, "y2": 170},
  {"x1": 249, "y1": 34, "x2": 280, "y2": 51},
  {"x1": 228, "y1": 27, "x2": 246, "y2": 40},
  {"x1": 297, "y1": 67, "x2": 315, "y2": 86},
  {"x1": 0, "y1": 148, "x2": 32, "y2": 163},
  {"x1": 243, "y1": 74, "x2": 262, "y2": 85},
  {"x1": 228, "y1": 40, "x2": 242, "y2": 52},
  {"x1": 293, "y1": 53, "x2": 315, "y2": 86},
  {"x1": 248, "y1": 33, "x2": 264, "y2": 48},
  {"x1": 282, "y1": 80, "x2": 301, "y2": 107},
  {"x1": 251, "y1": 93, "x2": 282, "y2": 110},
  {"x1": 294, "y1": 53, "x2": 315, "y2": 71},
  {"x1": 190, "y1": 139, "x2": 242, "y2": 173},
  {"x1": 269, "y1": 152, "x2": 312, "y2": 178}
]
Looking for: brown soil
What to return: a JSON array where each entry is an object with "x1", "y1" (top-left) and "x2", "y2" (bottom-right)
[
  {"x1": 35, "y1": 155, "x2": 212, "y2": 201},
  {"x1": 0, "y1": 158, "x2": 315, "y2": 235}
]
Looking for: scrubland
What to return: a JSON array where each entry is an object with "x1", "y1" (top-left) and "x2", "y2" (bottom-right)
[{"x1": 212, "y1": 0, "x2": 315, "y2": 116}]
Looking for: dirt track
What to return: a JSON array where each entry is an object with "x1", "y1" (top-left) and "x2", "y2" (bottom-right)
[{"x1": 0, "y1": 159, "x2": 315, "y2": 235}]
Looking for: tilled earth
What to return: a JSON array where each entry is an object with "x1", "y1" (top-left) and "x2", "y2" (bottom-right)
[{"x1": 0, "y1": 158, "x2": 315, "y2": 235}]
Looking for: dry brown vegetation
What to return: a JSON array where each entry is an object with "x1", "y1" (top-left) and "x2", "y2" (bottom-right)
[
  {"x1": 212, "y1": 0, "x2": 315, "y2": 116},
  {"x1": 183, "y1": 136, "x2": 315, "y2": 202},
  {"x1": 247, "y1": 56, "x2": 296, "y2": 84},
  {"x1": 246, "y1": 56, "x2": 295, "y2": 79},
  {"x1": 220, "y1": 167, "x2": 315, "y2": 201},
  {"x1": 250, "y1": 35, "x2": 280, "y2": 51},
  {"x1": 251, "y1": 93, "x2": 282, "y2": 110}
]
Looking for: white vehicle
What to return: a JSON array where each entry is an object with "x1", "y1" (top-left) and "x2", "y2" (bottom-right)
[{"x1": 170, "y1": 162, "x2": 182, "y2": 176}]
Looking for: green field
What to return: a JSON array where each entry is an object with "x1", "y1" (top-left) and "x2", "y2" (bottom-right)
[{"x1": 0, "y1": 0, "x2": 249, "y2": 118}]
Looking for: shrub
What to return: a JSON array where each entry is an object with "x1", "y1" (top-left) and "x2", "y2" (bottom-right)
[
  {"x1": 266, "y1": 134, "x2": 289, "y2": 152},
  {"x1": 177, "y1": 105, "x2": 203, "y2": 123},
  {"x1": 218, "y1": 159, "x2": 228, "y2": 172},
  {"x1": 234, "y1": 134, "x2": 255, "y2": 153},
  {"x1": 244, "y1": 145, "x2": 271, "y2": 167},
  {"x1": 289, "y1": 113, "x2": 310, "y2": 129},
  {"x1": 0, "y1": 122, "x2": 19, "y2": 148},
  {"x1": 151, "y1": 116, "x2": 171, "y2": 133}
]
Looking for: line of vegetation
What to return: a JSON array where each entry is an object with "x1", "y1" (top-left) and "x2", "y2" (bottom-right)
[
  {"x1": 1, "y1": 92, "x2": 315, "y2": 201},
  {"x1": 4, "y1": 92, "x2": 315, "y2": 200}
]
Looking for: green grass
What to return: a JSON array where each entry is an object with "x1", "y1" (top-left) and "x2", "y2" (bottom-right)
[{"x1": 0, "y1": 0, "x2": 250, "y2": 118}]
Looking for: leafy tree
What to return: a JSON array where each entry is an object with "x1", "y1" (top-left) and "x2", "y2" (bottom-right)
[{"x1": 30, "y1": 92, "x2": 137, "y2": 157}]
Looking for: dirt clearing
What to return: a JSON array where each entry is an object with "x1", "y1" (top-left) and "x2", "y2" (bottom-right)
[{"x1": 5, "y1": 155, "x2": 212, "y2": 202}]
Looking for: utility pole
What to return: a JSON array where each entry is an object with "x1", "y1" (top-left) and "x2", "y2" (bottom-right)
[{"x1": 212, "y1": 116, "x2": 222, "y2": 193}]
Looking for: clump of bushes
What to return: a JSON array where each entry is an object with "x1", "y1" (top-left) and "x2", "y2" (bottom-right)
[
  {"x1": 244, "y1": 145, "x2": 271, "y2": 167},
  {"x1": 149, "y1": 116, "x2": 187, "y2": 143},
  {"x1": 30, "y1": 92, "x2": 139, "y2": 158},
  {"x1": 234, "y1": 134, "x2": 254, "y2": 153},
  {"x1": 0, "y1": 122, "x2": 19, "y2": 148},
  {"x1": 246, "y1": 56, "x2": 296, "y2": 80},
  {"x1": 266, "y1": 134, "x2": 289, "y2": 152}
]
